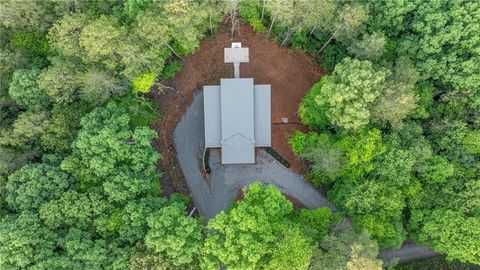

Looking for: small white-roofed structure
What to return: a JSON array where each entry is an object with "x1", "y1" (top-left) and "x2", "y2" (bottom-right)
[{"x1": 203, "y1": 43, "x2": 271, "y2": 164}]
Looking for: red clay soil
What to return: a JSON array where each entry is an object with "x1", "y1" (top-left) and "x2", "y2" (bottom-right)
[{"x1": 153, "y1": 22, "x2": 324, "y2": 196}]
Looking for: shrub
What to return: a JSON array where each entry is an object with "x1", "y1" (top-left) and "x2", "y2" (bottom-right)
[
  {"x1": 161, "y1": 60, "x2": 182, "y2": 79},
  {"x1": 132, "y1": 73, "x2": 156, "y2": 94},
  {"x1": 239, "y1": 0, "x2": 265, "y2": 33}
]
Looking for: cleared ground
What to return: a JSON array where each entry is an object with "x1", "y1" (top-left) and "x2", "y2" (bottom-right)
[{"x1": 153, "y1": 23, "x2": 323, "y2": 197}]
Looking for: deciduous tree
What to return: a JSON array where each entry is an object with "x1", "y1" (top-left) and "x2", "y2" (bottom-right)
[
  {"x1": 5, "y1": 164, "x2": 72, "y2": 211},
  {"x1": 8, "y1": 69, "x2": 50, "y2": 111},
  {"x1": 145, "y1": 202, "x2": 203, "y2": 267}
]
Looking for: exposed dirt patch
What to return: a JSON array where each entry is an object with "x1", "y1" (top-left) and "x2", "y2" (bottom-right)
[{"x1": 153, "y1": 22, "x2": 323, "y2": 197}]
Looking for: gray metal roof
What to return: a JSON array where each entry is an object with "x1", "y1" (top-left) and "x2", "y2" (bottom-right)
[
  {"x1": 220, "y1": 78, "x2": 255, "y2": 164},
  {"x1": 203, "y1": 85, "x2": 221, "y2": 147},
  {"x1": 254, "y1": 85, "x2": 271, "y2": 147},
  {"x1": 203, "y1": 80, "x2": 271, "y2": 164}
]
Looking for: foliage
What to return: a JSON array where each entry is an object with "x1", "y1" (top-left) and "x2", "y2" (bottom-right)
[
  {"x1": 161, "y1": 60, "x2": 182, "y2": 79},
  {"x1": 201, "y1": 182, "x2": 312, "y2": 270},
  {"x1": 398, "y1": 0, "x2": 480, "y2": 92},
  {"x1": 48, "y1": 13, "x2": 89, "y2": 58},
  {"x1": 315, "y1": 58, "x2": 389, "y2": 131},
  {"x1": 413, "y1": 209, "x2": 480, "y2": 265},
  {"x1": 61, "y1": 102, "x2": 160, "y2": 202},
  {"x1": 37, "y1": 59, "x2": 82, "y2": 103},
  {"x1": 145, "y1": 202, "x2": 204, "y2": 267},
  {"x1": 0, "y1": 212, "x2": 59, "y2": 269},
  {"x1": 347, "y1": 32, "x2": 385, "y2": 61},
  {"x1": 8, "y1": 68, "x2": 50, "y2": 111},
  {"x1": 79, "y1": 69, "x2": 127, "y2": 105},
  {"x1": 238, "y1": 0, "x2": 265, "y2": 33},
  {"x1": 5, "y1": 164, "x2": 72, "y2": 211},
  {"x1": 0, "y1": 110, "x2": 50, "y2": 151},
  {"x1": 297, "y1": 207, "x2": 333, "y2": 242},
  {"x1": 133, "y1": 72, "x2": 156, "y2": 94},
  {"x1": 309, "y1": 228, "x2": 382, "y2": 270},
  {"x1": 298, "y1": 77, "x2": 330, "y2": 129},
  {"x1": 11, "y1": 30, "x2": 49, "y2": 57},
  {"x1": 41, "y1": 102, "x2": 91, "y2": 154},
  {"x1": 117, "y1": 94, "x2": 159, "y2": 127},
  {"x1": 79, "y1": 16, "x2": 126, "y2": 71}
]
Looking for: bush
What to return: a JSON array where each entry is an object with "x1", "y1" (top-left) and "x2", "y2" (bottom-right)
[
  {"x1": 11, "y1": 30, "x2": 49, "y2": 57},
  {"x1": 318, "y1": 42, "x2": 347, "y2": 72},
  {"x1": 298, "y1": 77, "x2": 330, "y2": 129},
  {"x1": 117, "y1": 94, "x2": 159, "y2": 127},
  {"x1": 161, "y1": 60, "x2": 182, "y2": 79},
  {"x1": 239, "y1": 0, "x2": 266, "y2": 33},
  {"x1": 132, "y1": 73, "x2": 156, "y2": 94}
]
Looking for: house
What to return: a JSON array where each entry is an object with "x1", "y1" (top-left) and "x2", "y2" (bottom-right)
[{"x1": 203, "y1": 43, "x2": 271, "y2": 164}]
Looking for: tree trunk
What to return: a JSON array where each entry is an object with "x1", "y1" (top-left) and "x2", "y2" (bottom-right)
[
  {"x1": 309, "y1": 27, "x2": 317, "y2": 37},
  {"x1": 281, "y1": 27, "x2": 295, "y2": 46},
  {"x1": 209, "y1": 11, "x2": 213, "y2": 34},
  {"x1": 165, "y1": 43, "x2": 184, "y2": 61},
  {"x1": 316, "y1": 34, "x2": 335, "y2": 55},
  {"x1": 261, "y1": 0, "x2": 266, "y2": 20},
  {"x1": 268, "y1": 17, "x2": 275, "y2": 37},
  {"x1": 230, "y1": 11, "x2": 237, "y2": 39}
]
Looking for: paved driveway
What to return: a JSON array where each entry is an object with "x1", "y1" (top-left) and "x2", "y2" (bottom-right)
[
  {"x1": 174, "y1": 92, "x2": 438, "y2": 262},
  {"x1": 174, "y1": 92, "x2": 335, "y2": 219}
]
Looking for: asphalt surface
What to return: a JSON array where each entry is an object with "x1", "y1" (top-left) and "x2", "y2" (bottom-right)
[
  {"x1": 174, "y1": 92, "x2": 439, "y2": 263},
  {"x1": 174, "y1": 92, "x2": 335, "y2": 219}
]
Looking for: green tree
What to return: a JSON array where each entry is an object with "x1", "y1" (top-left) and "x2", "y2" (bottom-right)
[
  {"x1": 347, "y1": 32, "x2": 386, "y2": 61},
  {"x1": 118, "y1": 196, "x2": 167, "y2": 244},
  {"x1": 145, "y1": 202, "x2": 203, "y2": 267},
  {"x1": 267, "y1": 0, "x2": 337, "y2": 46},
  {"x1": 266, "y1": 227, "x2": 313, "y2": 270},
  {"x1": 79, "y1": 16, "x2": 126, "y2": 71},
  {"x1": 60, "y1": 102, "x2": 160, "y2": 203},
  {"x1": 133, "y1": 72, "x2": 156, "y2": 94},
  {"x1": 297, "y1": 207, "x2": 333, "y2": 242},
  {"x1": 0, "y1": 110, "x2": 50, "y2": 151},
  {"x1": 5, "y1": 164, "x2": 72, "y2": 212},
  {"x1": 372, "y1": 57, "x2": 419, "y2": 128},
  {"x1": 317, "y1": 3, "x2": 368, "y2": 54},
  {"x1": 37, "y1": 59, "x2": 82, "y2": 103},
  {"x1": 60, "y1": 228, "x2": 109, "y2": 269},
  {"x1": 0, "y1": 0, "x2": 56, "y2": 32},
  {"x1": 0, "y1": 212, "x2": 59, "y2": 269},
  {"x1": 315, "y1": 58, "x2": 389, "y2": 131},
  {"x1": 364, "y1": 0, "x2": 416, "y2": 36},
  {"x1": 41, "y1": 102, "x2": 91, "y2": 154},
  {"x1": 201, "y1": 183, "x2": 311, "y2": 270},
  {"x1": 8, "y1": 69, "x2": 50, "y2": 111},
  {"x1": 414, "y1": 209, "x2": 480, "y2": 265},
  {"x1": 332, "y1": 180, "x2": 406, "y2": 248},
  {"x1": 48, "y1": 13, "x2": 90, "y2": 58},
  {"x1": 309, "y1": 228, "x2": 382, "y2": 270},
  {"x1": 79, "y1": 69, "x2": 127, "y2": 105},
  {"x1": 39, "y1": 190, "x2": 110, "y2": 231},
  {"x1": 298, "y1": 77, "x2": 331, "y2": 129},
  {"x1": 11, "y1": 30, "x2": 49, "y2": 57},
  {"x1": 398, "y1": 0, "x2": 480, "y2": 92}
]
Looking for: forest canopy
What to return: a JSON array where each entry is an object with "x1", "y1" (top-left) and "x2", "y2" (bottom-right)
[{"x1": 1, "y1": 0, "x2": 479, "y2": 269}]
